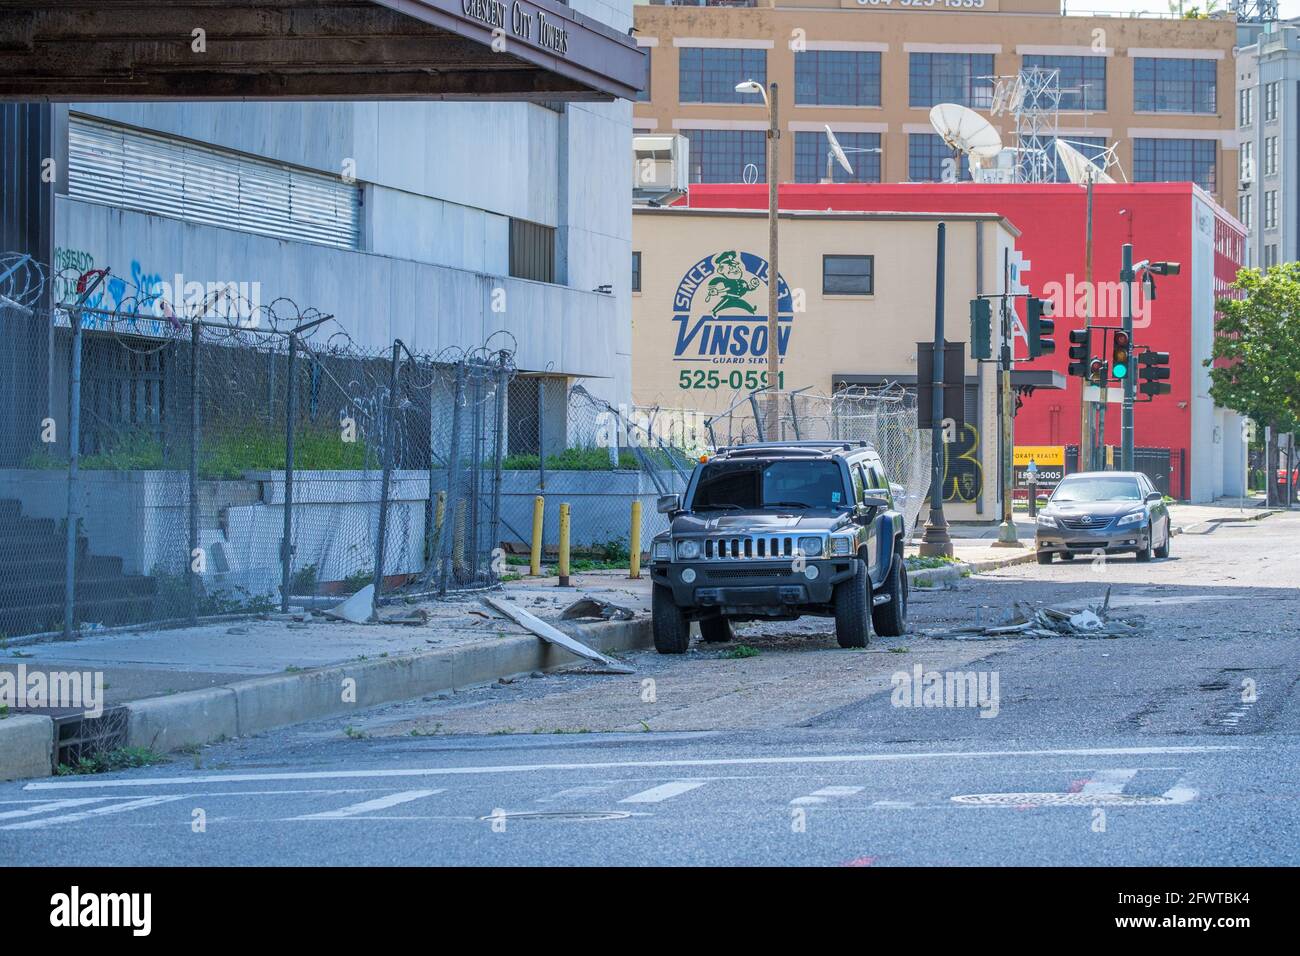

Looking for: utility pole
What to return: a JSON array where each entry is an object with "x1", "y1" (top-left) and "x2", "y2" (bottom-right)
[
  {"x1": 765, "y1": 82, "x2": 781, "y2": 440},
  {"x1": 1120, "y1": 242, "x2": 1135, "y2": 470},
  {"x1": 919, "y1": 222, "x2": 953, "y2": 558},
  {"x1": 1078, "y1": 177, "x2": 1094, "y2": 472},
  {"x1": 994, "y1": 247, "x2": 1020, "y2": 546}
]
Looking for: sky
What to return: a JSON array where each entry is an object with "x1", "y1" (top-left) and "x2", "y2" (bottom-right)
[{"x1": 1061, "y1": 0, "x2": 1300, "y2": 17}]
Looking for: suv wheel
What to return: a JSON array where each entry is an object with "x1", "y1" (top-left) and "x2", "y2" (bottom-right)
[
  {"x1": 871, "y1": 552, "x2": 908, "y2": 637},
  {"x1": 699, "y1": 616, "x2": 733, "y2": 643},
  {"x1": 833, "y1": 559, "x2": 872, "y2": 649},
  {"x1": 1036, "y1": 550, "x2": 1053, "y2": 565},
  {"x1": 652, "y1": 585, "x2": 691, "y2": 654},
  {"x1": 1135, "y1": 523, "x2": 1153, "y2": 562}
]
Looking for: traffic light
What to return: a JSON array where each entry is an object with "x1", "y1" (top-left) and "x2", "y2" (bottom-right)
[
  {"x1": 1067, "y1": 328, "x2": 1092, "y2": 378},
  {"x1": 1088, "y1": 358, "x2": 1107, "y2": 384},
  {"x1": 969, "y1": 297, "x2": 992, "y2": 360},
  {"x1": 1027, "y1": 296, "x2": 1056, "y2": 358},
  {"x1": 1111, "y1": 329, "x2": 1131, "y2": 380},
  {"x1": 1138, "y1": 350, "x2": 1172, "y2": 397}
]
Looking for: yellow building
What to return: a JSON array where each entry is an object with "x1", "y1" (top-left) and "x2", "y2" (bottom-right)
[
  {"x1": 633, "y1": 0, "x2": 1238, "y2": 211},
  {"x1": 631, "y1": 205, "x2": 1025, "y2": 518}
]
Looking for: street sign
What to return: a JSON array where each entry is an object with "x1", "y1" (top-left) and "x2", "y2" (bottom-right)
[
  {"x1": 1082, "y1": 385, "x2": 1125, "y2": 404},
  {"x1": 1014, "y1": 445, "x2": 1064, "y2": 489},
  {"x1": 916, "y1": 340, "x2": 965, "y2": 429}
]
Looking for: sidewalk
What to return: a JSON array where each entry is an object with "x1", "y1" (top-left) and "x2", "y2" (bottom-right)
[{"x1": 0, "y1": 574, "x2": 652, "y2": 780}]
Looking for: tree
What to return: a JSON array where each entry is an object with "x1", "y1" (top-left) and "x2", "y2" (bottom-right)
[{"x1": 1208, "y1": 262, "x2": 1300, "y2": 501}]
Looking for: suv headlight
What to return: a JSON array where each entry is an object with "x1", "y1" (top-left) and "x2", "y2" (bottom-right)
[
  {"x1": 797, "y1": 536, "x2": 824, "y2": 558},
  {"x1": 829, "y1": 535, "x2": 854, "y2": 556},
  {"x1": 675, "y1": 539, "x2": 701, "y2": 560},
  {"x1": 652, "y1": 540, "x2": 671, "y2": 561},
  {"x1": 1036, "y1": 514, "x2": 1057, "y2": 527},
  {"x1": 1116, "y1": 511, "x2": 1145, "y2": 527}
]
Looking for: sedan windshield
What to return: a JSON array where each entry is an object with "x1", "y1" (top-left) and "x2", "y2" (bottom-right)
[
  {"x1": 691, "y1": 460, "x2": 848, "y2": 511},
  {"x1": 1051, "y1": 476, "x2": 1141, "y2": 503}
]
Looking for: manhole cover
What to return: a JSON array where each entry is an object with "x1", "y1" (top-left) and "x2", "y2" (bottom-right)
[
  {"x1": 951, "y1": 792, "x2": 1183, "y2": 807},
  {"x1": 479, "y1": 810, "x2": 632, "y2": 822}
]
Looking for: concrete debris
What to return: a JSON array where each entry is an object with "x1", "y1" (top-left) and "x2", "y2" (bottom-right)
[
  {"x1": 935, "y1": 588, "x2": 1144, "y2": 641},
  {"x1": 377, "y1": 607, "x2": 429, "y2": 626},
  {"x1": 559, "y1": 597, "x2": 636, "y2": 622},
  {"x1": 482, "y1": 596, "x2": 635, "y2": 674},
  {"x1": 322, "y1": 584, "x2": 375, "y2": 624}
]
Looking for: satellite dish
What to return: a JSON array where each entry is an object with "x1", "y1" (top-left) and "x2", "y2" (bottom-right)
[
  {"x1": 825, "y1": 126, "x2": 854, "y2": 177},
  {"x1": 929, "y1": 104, "x2": 1003, "y2": 162},
  {"x1": 1054, "y1": 138, "x2": 1116, "y2": 185}
]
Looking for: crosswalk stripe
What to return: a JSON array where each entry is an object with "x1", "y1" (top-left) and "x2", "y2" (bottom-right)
[
  {"x1": 1080, "y1": 769, "x2": 1138, "y2": 795},
  {"x1": 290, "y1": 789, "x2": 445, "y2": 820},
  {"x1": 0, "y1": 798, "x2": 114, "y2": 821},
  {"x1": 790, "y1": 785, "x2": 864, "y2": 806},
  {"x1": 537, "y1": 785, "x2": 609, "y2": 803},
  {"x1": 2, "y1": 795, "x2": 185, "y2": 831},
  {"x1": 619, "y1": 780, "x2": 708, "y2": 804}
]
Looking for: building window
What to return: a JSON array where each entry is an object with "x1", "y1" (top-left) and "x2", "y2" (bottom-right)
[
  {"x1": 794, "y1": 50, "x2": 881, "y2": 107},
  {"x1": 908, "y1": 133, "x2": 970, "y2": 182},
  {"x1": 637, "y1": 49, "x2": 651, "y2": 102},
  {"x1": 1265, "y1": 243, "x2": 1279, "y2": 267},
  {"x1": 1133, "y1": 57, "x2": 1216, "y2": 114},
  {"x1": 1132, "y1": 138, "x2": 1216, "y2": 193},
  {"x1": 1240, "y1": 193, "x2": 1252, "y2": 230},
  {"x1": 1264, "y1": 80, "x2": 1279, "y2": 121},
  {"x1": 823, "y1": 255, "x2": 874, "y2": 295},
  {"x1": 1053, "y1": 137, "x2": 1107, "y2": 182},
  {"x1": 682, "y1": 128, "x2": 766, "y2": 183},
  {"x1": 632, "y1": 251, "x2": 642, "y2": 293},
  {"x1": 67, "y1": 113, "x2": 360, "y2": 250},
  {"x1": 1264, "y1": 189, "x2": 1277, "y2": 229},
  {"x1": 678, "y1": 47, "x2": 767, "y2": 104},
  {"x1": 908, "y1": 53, "x2": 995, "y2": 109},
  {"x1": 1239, "y1": 87, "x2": 1253, "y2": 126},
  {"x1": 1022, "y1": 55, "x2": 1106, "y2": 112},
  {"x1": 509, "y1": 218, "x2": 556, "y2": 283},
  {"x1": 1241, "y1": 139, "x2": 1255, "y2": 183},
  {"x1": 795, "y1": 131, "x2": 881, "y2": 183},
  {"x1": 1264, "y1": 135, "x2": 1277, "y2": 176}
]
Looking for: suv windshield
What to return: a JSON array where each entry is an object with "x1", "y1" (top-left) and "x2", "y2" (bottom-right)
[
  {"x1": 1051, "y1": 476, "x2": 1141, "y2": 503},
  {"x1": 691, "y1": 459, "x2": 848, "y2": 511}
]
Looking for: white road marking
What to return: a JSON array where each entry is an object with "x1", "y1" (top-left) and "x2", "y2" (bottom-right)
[
  {"x1": 2, "y1": 795, "x2": 186, "y2": 830},
  {"x1": 290, "y1": 789, "x2": 444, "y2": 820},
  {"x1": 21, "y1": 745, "x2": 1245, "y2": 792},
  {"x1": 0, "y1": 798, "x2": 114, "y2": 821},
  {"x1": 619, "y1": 780, "x2": 707, "y2": 804},
  {"x1": 1080, "y1": 768, "x2": 1138, "y2": 795},
  {"x1": 537, "y1": 785, "x2": 610, "y2": 804},
  {"x1": 791, "y1": 786, "x2": 864, "y2": 805}
]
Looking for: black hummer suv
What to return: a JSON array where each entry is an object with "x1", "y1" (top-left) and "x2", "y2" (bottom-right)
[{"x1": 649, "y1": 441, "x2": 909, "y2": 653}]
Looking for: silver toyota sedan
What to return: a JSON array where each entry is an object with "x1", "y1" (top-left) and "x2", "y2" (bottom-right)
[{"x1": 1034, "y1": 471, "x2": 1172, "y2": 564}]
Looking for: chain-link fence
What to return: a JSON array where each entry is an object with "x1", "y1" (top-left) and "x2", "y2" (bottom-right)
[{"x1": 0, "y1": 254, "x2": 520, "y2": 639}]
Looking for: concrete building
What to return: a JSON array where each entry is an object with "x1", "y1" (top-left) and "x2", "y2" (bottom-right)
[
  {"x1": 632, "y1": 205, "x2": 1022, "y2": 519},
  {"x1": 1235, "y1": 17, "x2": 1300, "y2": 268},
  {"x1": 632, "y1": 0, "x2": 1239, "y2": 212}
]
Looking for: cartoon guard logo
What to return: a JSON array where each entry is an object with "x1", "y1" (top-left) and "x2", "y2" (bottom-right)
[{"x1": 672, "y1": 250, "x2": 794, "y2": 370}]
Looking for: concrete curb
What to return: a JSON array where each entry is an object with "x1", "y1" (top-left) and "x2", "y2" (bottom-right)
[
  {"x1": 4, "y1": 617, "x2": 652, "y2": 781},
  {"x1": 0, "y1": 715, "x2": 55, "y2": 782},
  {"x1": 909, "y1": 550, "x2": 1037, "y2": 587}
]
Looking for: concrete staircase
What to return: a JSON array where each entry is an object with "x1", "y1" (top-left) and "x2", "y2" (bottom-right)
[{"x1": 0, "y1": 499, "x2": 159, "y2": 637}]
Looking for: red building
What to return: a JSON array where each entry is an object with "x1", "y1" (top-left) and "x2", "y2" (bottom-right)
[{"x1": 686, "y1": 182, "x2": 1247, "y2": 503}]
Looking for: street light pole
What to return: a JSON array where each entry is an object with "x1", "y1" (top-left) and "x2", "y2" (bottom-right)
[
  {"x1": 1120, "y1": 242, "x2": 1135, "y2": 470},
  {"x1": 919, "y1": 222, "x2": 953, "y2": 558},
  {"x1": 766, "y1": 81, "x2": 781, "y2": 440}
]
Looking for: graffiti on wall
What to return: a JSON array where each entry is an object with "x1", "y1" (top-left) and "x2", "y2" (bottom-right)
[{"x1": 942, "y1": 422, "x2": 983, "y2": 503}]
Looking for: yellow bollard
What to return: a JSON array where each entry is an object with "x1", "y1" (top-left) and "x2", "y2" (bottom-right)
[
  {"x1": 629, "y1": 499, "x2": 642, "y2": 579},
  {"x1": 557, "y1": 502, "x2": 571, "y2": 587},
  {"x1": 530, "y1": 495, "x2": 544, "y2": 576}
]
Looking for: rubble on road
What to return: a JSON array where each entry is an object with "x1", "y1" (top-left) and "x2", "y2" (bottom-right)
[
  {"x1": 559, "y1": 597, "x2": 636, "y2": 622},
  {"x1": 931, "y1": 588, "x2": 1144, "y2": 641}
]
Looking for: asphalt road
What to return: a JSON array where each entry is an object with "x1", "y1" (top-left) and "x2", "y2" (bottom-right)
[{"x1": 4, "y1": 510, "x2": 1298, "y2": 866}]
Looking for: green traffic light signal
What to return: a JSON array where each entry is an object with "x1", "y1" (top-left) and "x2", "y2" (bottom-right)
[
  {"x1": 1111, "y1": 330, "x2": 1130, "y2": 380},
  {"x1": 969, "y1": 297, "x2": 992, "y2": 360}
]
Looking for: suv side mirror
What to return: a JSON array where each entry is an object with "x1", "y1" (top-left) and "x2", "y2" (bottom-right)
[
  {"x1": 854, "y1": 496, "x2": 889, "y2": 522},
  {"x1": 657, "y1": 493, "x2": 681, "y2": 515}
]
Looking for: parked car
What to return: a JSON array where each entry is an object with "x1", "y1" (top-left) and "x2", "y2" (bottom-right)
[
  {"x1": 1034, "y1": 471, "x2": 1171, "y2": 564},
  {"x1": 648, "y1": 440, "x2": 909, "y2": 653}
]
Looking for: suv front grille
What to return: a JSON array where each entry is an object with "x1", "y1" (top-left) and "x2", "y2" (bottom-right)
[
  {"x1": 703, "y1": 535, "x2": 799, "y2": 560},
  {"x1": 705, "y1": 567, "x2": 791, "y2": 579}
]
